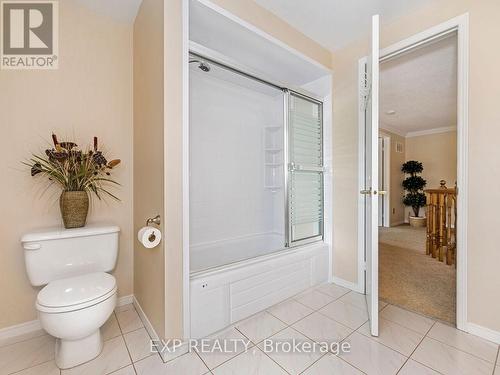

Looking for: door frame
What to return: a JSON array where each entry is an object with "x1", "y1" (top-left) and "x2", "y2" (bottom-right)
[
  {"x1": 357, "y1": 13, "x2": 469, "y2": 331},
  {"x1": 378, "y1": 134, "x2": 391, "y2": 228}
]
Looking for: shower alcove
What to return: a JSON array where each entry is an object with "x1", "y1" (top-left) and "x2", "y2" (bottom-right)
[{"x1": 186, "y1": 0, "x2": 333, "y2": 339}]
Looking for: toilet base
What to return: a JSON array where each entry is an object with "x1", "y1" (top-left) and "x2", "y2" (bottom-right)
[{"x1": 55, "y1": 329, "x2": 103, "y2": 369}]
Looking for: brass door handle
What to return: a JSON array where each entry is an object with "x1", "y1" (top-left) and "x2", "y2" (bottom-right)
[{"x1": 377, "y1": 190, "x2": 387, "y2": 195}]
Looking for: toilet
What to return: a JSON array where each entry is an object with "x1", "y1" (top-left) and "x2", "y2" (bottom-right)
[{"x1": 21, "y1": 225, "x2": 120, "y2": 369}]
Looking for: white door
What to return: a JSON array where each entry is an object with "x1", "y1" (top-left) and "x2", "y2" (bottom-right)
[
  {"x1": 362, "y1": 15, "x2": 380, "y2": 336},
  {"x1": 378, "y1": 137, "x2": 384, "y2": 226}
]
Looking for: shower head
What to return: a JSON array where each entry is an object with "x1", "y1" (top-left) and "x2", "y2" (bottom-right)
[{"x1": 189, "y1": 58, "x2": 211, "y2": 72}]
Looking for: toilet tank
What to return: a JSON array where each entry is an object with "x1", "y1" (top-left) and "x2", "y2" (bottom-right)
[{"x1": 21, "y1": 225, "x2": 120, "y2": 286}]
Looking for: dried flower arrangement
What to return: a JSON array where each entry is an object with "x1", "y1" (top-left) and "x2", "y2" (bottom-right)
[{"x1": 26, "y1": 134, "x2": 121, "y2": 228}]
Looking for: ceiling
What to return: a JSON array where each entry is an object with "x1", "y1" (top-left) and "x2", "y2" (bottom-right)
[
  {"x1": 74, "y1": 0, "x2": 142, "y2": 23},
  {"x1": 253, "y1": 0, "x2": 436, "y2": 51},
  {"x1": 380, "y1": 34, "x2": 457, "y2": 136}
]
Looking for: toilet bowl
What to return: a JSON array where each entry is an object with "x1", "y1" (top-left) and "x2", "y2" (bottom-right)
[
  {"x1": 21, "y1": 224, "x2": 121, "y2": 369},
  {"x1": 36, "y1": 272, "x2": 117, "y2": 369}
]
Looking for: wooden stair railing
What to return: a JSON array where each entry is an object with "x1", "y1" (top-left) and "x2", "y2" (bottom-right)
[{"x1": 425, "y1": 181, "x2": 457, "y2": 266}]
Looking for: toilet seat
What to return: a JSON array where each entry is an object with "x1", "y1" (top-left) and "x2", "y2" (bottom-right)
[{"x1": 36, "y1": 272, "x2": 117, "y2": 314}]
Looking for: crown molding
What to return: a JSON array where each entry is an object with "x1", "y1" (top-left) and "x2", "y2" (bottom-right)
[
  {"x1": 379, "y1": 125, "x2": 406, "y2": 137},
  {"x1": 380, "y1": 125, "x2": 456, "y2": 138},
  {"x1": 406, "y1": 126, "x2": 456, "y2": 138}
]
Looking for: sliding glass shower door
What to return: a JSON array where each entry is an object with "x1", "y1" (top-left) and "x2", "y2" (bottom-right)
[
  {"x1": 189, "y1": 53, "x2": 324, "y2": 272},
  {"x1": 287, "y1": 92, "x2": 324, "y2": 246},
  {"x1": 189, "y1": 55, "x2": 286, "y2": 272}
]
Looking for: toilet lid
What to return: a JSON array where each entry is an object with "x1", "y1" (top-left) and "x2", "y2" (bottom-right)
[{"x1": 37, "y1": 272, "x2": 116, "y2": 309}]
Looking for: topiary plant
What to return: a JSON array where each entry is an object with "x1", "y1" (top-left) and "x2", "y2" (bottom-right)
[{"x1": 402, "y1": 160, "x2": 427, "y2": 217}]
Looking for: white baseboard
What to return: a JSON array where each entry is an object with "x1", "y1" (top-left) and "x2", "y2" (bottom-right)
[
  {"x1": 0, "y1": 294, "x2": 134, "y2": 344},
  {"x1": 132, "y1": 296, "x2": 160, "y2": 343},
  {"x1": 133, "y1": 296, "x2": 188, "y2": 362},
  {"x1": 332, "y1": 276, "x2": 363, "y2": 293},
  {"x1": 117, "y1": 294, "x2": 134, "y2": 307},
  {"x1": 390, "y1": 221, "x2": 405, "y2": 227},
  {"x1": 0, "y1": 319, "x2": 43, "y2": 343},
  {"x1": 466, "y1": 322, "x2": 500, "y2": 344}
]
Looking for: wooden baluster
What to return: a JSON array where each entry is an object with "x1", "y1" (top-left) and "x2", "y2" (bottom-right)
[
  {"x1": 439, "y1": 191, "x2": 447, "y2": 261},
  {"x1": 453, "y1": 194, "x2": 457, "y2": 268},
  {"x1": 425, "y1": 185, "x2": 457, "y2": 266},
  {"x1": 426, "y1": 192, "x2": 432, "y2": 255},
  {"x1": 446, "y1": 193, "x2": 453, "y2": 265},
  {"x1": 430, "y1": 192, "x2": 437, "y2": 257}
]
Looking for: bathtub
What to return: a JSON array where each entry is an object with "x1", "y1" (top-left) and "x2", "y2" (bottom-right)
[
  {"x1": 189, "y1": 239, "x2": 329, "y2": 338},
  {"x1": 190, "y1": 233, "x2": 286, "y2": 273}
]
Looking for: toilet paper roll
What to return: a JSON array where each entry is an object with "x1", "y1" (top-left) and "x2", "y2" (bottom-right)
[{"x1": 137, "y1": 227, "x2": 162, "y2": 248}]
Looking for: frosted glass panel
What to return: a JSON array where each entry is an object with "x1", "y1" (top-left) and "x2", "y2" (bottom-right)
[
  {"x1": 290, "y1": 95, "x2": 322, "y2": 168},
  {"x1": 288, "y1": 93, "x2": 323, "y2": 245}
]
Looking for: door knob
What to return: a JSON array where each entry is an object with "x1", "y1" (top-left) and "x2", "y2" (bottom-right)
[
  {"x1": 360, "y1": 188, "x2": 372, "y2": 195},
  {"x1": 377, "y1": 190, "x2": 387, "y2": 195}
]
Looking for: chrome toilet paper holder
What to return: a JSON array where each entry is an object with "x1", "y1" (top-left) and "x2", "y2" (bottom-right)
[{"x1": 146, "y1": 214, "x2": 161, "y2": 227}]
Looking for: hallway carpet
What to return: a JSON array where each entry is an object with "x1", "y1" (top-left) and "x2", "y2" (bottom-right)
[{"x1": 379, "y1": 225, "x2": 456, "y2": 323}]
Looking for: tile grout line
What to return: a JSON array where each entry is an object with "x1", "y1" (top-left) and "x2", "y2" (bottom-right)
[
  {"x1": 378, "y1": 310, "x2": 436, "y2": 336},
  {"x1": 193, "y1": 350, "x2": 211, "y2": 374},
  {"x1": 423, "y1": 334, "x2": 499, "y2": 365},
  {"x1": 408, "y1": 320, "x2": 497, "y2": 374},
  {"x1": 112, "y1": 309, "x2": 136, "y2": 369},
  {"x1": 234, "y1": 290, "x2": 348, "y2": 375},
  {"x1": 296, "y1": 352, "x2": 329, "y2": 375},
  {"x1": 395, "y1": 321, "x2": 437, "y2": 374},
  {"x1": 492, "y1": 346, "x2": 499, "y2": 375},
  {"x1": 7, "y1": 358, "x2": 61, "y2": 375}
]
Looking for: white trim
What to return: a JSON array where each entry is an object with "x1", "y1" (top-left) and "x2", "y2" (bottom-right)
[
  {"x1": 390, "y1": 220, "x2": 405, "y2": 227},
  {"x1": 455, "y1": 13, "x2": 469, "y2": 332},
  {"x1": 466, "y1": 323, "x2": 500, "y2": 345},
  {"x1": 357, "y1": 57, "x2": 368, "y2": 294},
  {"x1": 357, "y1": 13, "x2": 469, "y2": 331},
  {"x1": 380, "y1": 125, "x2": 406, "y2": 137},
  {"x1": 133, "y1": 296, "x2": 188, "y2": 362},
  {"x1": 116, "y1": 294, "x2": 134, "y2": 307},
  {"x1": 0, "y1": 319, "x2": 42, "y2": 343},
  {"x1": 0, "y1": 294, "x2": 134, "y2": 343},
  {"x1": 332, "y1": 277, "x2": 363, "y2": 294},
  {"x1": 381, "y1": 125, "x2": 456, "y2": 138},
  {"x1": 194, "y1": 0, "x2": 331, "y2": 73},
  {"x1": 182, "y1": 0, "x2": 191, "y2": 341},
  {"x1": 406, "y1": 126, "x2": 456, "y2": 138},
  {"x1": 379, "y1": 134, "x2": 391, "y2": 228}
]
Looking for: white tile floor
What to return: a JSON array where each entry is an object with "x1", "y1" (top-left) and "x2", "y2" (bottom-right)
[{"x1": 1, "y1": 283, "x2": 499, "y2": 375}]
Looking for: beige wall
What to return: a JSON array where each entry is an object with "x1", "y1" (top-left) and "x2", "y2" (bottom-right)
[
  {"x1": 163, "y1": 0, "x2": 184, "y2": 340},
  {"x1": 0, "y1": 1, "x2": 134, "y2": 329},
  {"x1": 332, "y1": 0, "x2": 500, "y2": 332},
  {"x1": 380, "y1": 129, "x2": 406, "y2": 226},
  {"x1": 405, "y1": 131, "x2": 457, "y2": 219},
  {"x1": 133, "y1": 0, "x2": 166, "y2": 338},
  {"x1": 406, "y1": 131, "x2": 457, "y2": 189}
]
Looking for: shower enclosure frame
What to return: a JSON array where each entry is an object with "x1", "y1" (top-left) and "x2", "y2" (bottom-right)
[
  {"x1": 182, "y1": 0, "x2": 333, "y2": 340},
  {"x1": 189, "y1": 50, "x2": 325, "y2": 254}
]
